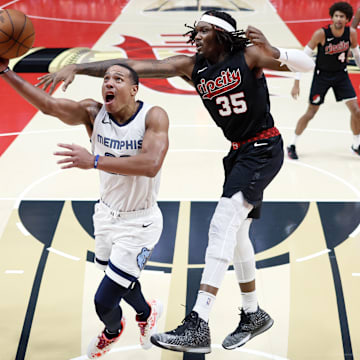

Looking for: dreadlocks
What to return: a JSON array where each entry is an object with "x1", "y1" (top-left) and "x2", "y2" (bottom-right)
[{"x1": 184, "y1": 10, "x2": 249, "y2": 52}]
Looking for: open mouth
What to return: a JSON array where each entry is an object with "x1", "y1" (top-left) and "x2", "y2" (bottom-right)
[{"x1": 105, "y1": 93, "x2": 115, "y2": 104}]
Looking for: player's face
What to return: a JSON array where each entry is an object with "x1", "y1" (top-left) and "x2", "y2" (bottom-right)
[
  {"x1": 102, "y1": 65, "x2": 137, "y2": 112},
  {"x1": 331, "y1": 10, "x2": 348, "y2": 29},
  {"x1": 194, "y1": 21, "x2": 222, "y2": 60}
]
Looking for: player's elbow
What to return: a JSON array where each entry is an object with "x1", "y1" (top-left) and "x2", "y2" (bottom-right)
[
  {"x1": 145, "y1": 159, "x2": 162, "y2": 178},
  {"x1": 41, "y1": 97, "x2": 58, "y2": 116}
]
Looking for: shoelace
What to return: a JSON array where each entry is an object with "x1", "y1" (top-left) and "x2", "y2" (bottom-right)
[
  {"x1": 97, "y1": 334, "x2": 115, "y2": 349},
  {"x1": 232, "y1": 308, "x2": 250, "y2": 335},
  {"x1": 170, "y1": 312, "x2": 198, "y2": 334},
  {"x1": 138, "y1": 321, "x2": 147, "y2": 336}
]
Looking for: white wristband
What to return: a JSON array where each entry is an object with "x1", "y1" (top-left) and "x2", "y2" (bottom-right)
[
  {"x1": 295, "y1": 72, "x2": 302, "y2": 80},
  {"x1": 278, "y1": 48, "x2": 288, "y2": 62}
]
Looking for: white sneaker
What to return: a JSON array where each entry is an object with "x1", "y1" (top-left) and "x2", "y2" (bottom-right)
[
  {"x1": 87, "y1": 318, "x2": 126, "y2": 358},
  {"x1": 136, "y1": 299, "x2": 163, "y2": 350}
]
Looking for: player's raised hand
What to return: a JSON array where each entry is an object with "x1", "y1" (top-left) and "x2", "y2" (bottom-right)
[
  {"x1": 0, "y1": 57, "x2": 9, "y2": 72},
  {"x1": 54, "y1": 143, "x2": 94, "y2": 170},
  {"x1": 36, "y1": 64, "x2": 76, "y2": 95},
  {"x1": 246, "y1": 25, "x2": 279, "y2": 58}
]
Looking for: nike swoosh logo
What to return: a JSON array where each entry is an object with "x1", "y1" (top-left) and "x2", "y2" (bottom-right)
[
  {"x1": 327, "y1": 37, "x2": 334, "y2": 41},
  {"x1": 102, "y1": 118, "x2": 111, "y2": 124},
  {"x1": 142, "y1": 222, "x2": 153, "y2": 228},
  {"x1": 197, "y1": 67, "x2": 208, "y2": 74},
  {"x1": 254, "y1": 142, "x2": 268, "y2": 147}
]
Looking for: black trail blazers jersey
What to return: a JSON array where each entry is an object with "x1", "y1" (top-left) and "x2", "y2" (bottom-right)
[
  {"x1": 316, "y1": 25, "x2": 350, "y2": 72},
  {"x1": 191, "y1": 50, "x2": 275, "y2": 142}
]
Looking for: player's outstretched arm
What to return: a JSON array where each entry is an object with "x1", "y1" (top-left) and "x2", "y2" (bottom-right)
[
  {"x1": 352, "y1": 7, "x2": 360, "y2": 29},
  {"x1": 350, "y1": 27, "x2": 360, "y2": 68},
  {"x1": 291, "y1": 79, "x2": 300, "y2": 100},
  {"x1": 0, "y1": 58, "x2": 93, "y2": 127},
  {"x1": 245, "y1": 25, "x2": 315, "y2": 73},
  {"x1": 55, "y1": 106, "x2": 169, "y2": 175},
  {"x1": 37, "y1": 55, "x2": 195, "y2": 95}
]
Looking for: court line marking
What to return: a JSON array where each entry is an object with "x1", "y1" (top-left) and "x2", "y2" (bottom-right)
[
  {"x1": 285, "y1": 159, "x2": 360, "y2": 198},
  {"x1": 47, "y1": 247, "x2": 80, "y2": 261},
  {"x1": 28, "y1": 15, "x2": 113, "y2": 24},
  {"x1": 69, "y1": 344, "x2": 288, "y2": 360},
  {"x1": 0, "y1": 128, "x2": 82, "y2": 137},
  {"x1": 5, "y1": 270, "x2": 24, "y2": 274},
  {"x1": 0, "y1": 0, "x2": 20, "y2": 8},
  {"x1": 352, "y1": 273, "x2": 360, "y2": 276},
  {"x1": 296, "y1": 249, "x2": 331, "y2": 262},
  {"x1": 349, "y1": 223, "x2": 360, "y2": 238},
  {"x1": 1, "y1": 197, "x2": 360, "y2": 202},
  {"x1": 14, "y1": 170, "x2": 62, "y2": 209},
  {"x1": 16, "y1": 222, "x2": 31, "y2": 236},
  {"x1": 0, "y1": 126, "x2": 352, "y2": 137}
]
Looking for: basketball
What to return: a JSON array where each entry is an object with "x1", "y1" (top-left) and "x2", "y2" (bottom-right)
[{"x1": 0, "y1": 9, "x2": 35, "y2": 59}]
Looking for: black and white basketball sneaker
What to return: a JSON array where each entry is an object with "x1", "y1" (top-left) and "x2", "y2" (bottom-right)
[
  {"x1": 222, "y1": 307, "x2": 274, "y2": 350},
  {"x1": 351, "y1": 145, "x2": 360, "y2": 156},
  {"x1": 287, "y1": 145, "x2": 298, "y2": 159},
  {"x1": 150, "y1": 311, "x2": 211, "y2": 353}
]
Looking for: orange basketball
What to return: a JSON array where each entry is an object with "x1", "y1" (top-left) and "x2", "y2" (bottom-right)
[{"x1": 0, "y1": 9, "x2": 35, "y2": 59}]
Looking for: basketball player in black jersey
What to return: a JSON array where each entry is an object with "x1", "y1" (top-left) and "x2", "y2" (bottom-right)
[
  {"x1": 288, "y1": 2, "x2": 360, "y2": 159},
  {"x1": 37, "y1": 11, "x2": 314, "y2": 353}
]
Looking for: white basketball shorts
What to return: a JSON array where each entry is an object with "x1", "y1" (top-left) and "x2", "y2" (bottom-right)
[{"x1": 93, "y1": 201, "x2": 163, "y2": 288}]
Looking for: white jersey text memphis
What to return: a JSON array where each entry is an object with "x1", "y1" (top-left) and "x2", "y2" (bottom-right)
[{"x1": 91, "y1": 101, "x2": 161, "y2": 212}]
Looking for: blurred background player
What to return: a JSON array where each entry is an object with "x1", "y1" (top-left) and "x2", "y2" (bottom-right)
[
  {"x1": 288, "y1": 1, "x2": 360, "y2": 159},
  {"x1": 37, "y1": 10, "x2": 314, "y2": 353},
  {"x1": 0, "y1": 59, "x2": 169, "y2": 358}
]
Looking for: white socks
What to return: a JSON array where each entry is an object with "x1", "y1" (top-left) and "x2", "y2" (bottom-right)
[
  {"x1": 290, "y1": 133, "x2": 299, "y2": 146},
  {"x1": 193, "y1": 291, "x2": 216, "y2": 322},
  {"x1": 193, "y1": 289, "x2": 258, "y2": 321},
  {"x1": 353, "y1": 134, "x2": 360, "y2": 148},
  {"x1": 241, "y1": 290, "x2": 258, "y2": 313}
]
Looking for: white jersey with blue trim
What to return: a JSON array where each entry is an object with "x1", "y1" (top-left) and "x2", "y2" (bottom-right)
[{"x1": 91, "y1": 101, "x2": 161, "y2": 212}]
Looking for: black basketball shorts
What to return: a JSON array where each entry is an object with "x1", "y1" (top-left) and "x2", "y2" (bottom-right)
[
  {"x1": 309, "y1": 68, "x2": 356, "y2": 105},
  {"x1": 222, "y1": 135, "x2": 284, "y2": 219}
]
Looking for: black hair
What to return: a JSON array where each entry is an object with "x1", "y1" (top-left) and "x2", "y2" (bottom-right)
[
  {"x1": 107, "y1": 63, "x2": 139, "y2": 85},
  {"x1": 184, "y1": 10, "x2": 249, "y2": 52},
  {"x1": 329, "y1": 2, "x2": 353, "y2": 21}
]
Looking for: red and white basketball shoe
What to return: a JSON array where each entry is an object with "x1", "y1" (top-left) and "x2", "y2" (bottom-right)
[
  {"x1": 87, "y1": 317, "x2": 126, "y2": 358},
  {"x1": 136, "y1": 299, "x2": 163, "y2": 350}
]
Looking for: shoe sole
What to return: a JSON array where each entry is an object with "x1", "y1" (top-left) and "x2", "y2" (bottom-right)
[
  {"x1": 150, "y1": 337, "x2": 211, "y2": 354},
  {"x1": 222, "y1": 317, "x2": 274, "y2": 350}
]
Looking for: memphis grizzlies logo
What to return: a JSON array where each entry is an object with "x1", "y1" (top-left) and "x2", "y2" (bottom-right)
[{"x1": 137, "y1": 247, "x2": 152, "y2": 270}]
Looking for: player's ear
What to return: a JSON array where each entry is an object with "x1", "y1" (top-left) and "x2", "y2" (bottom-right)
[{"x1": 130, "y1": 84, "x2": 138, "y2": 96}]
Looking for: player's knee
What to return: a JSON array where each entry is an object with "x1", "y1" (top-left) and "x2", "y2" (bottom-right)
[
  {"x1": 207, "y1": 193, "x2": 251, "y2": 263},
  {"x1": 94, "y1": 299, "x2": 113, "y2": 321}
]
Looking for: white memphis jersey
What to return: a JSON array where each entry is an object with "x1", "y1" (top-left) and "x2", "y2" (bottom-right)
[{"x1": 91, "y1": 101, "x2": 161, "y2": 212}]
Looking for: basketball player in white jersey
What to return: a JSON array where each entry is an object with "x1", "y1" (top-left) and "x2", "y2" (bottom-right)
[{"x1": 0, "y1": 59, "x2": 169, "y2": 358}]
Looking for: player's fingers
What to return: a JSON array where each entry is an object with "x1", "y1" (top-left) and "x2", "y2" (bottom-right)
[
  {"x1": 57, "y1": 158, "x2": 73, "y2": 164},
  {"x1": 60, "y1": 163, "x2": 75, "y2": 169},
  {"x1": 54, "y1": 151, "x2": 73, "y2": 157},
  {"x1": 57, "y1": 143, "x2": 72, "y2": 148},
  {"x1": 49, "y1": 80, "x2": 59, "y2": 95},
  {"x1": 62, "y1": 77, "x2": 74, "y2": 92}
]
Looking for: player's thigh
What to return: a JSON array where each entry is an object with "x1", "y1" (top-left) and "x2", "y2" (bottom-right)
[
  {"x1": 333, "y1": 73, "x2": 356, "y2": 102},
  {"x1": 309, "y1": 72, "x2": 331, "y2": 105},
  {"x1": 110, "y1": 207, "x2": 163, "y2": 278}
]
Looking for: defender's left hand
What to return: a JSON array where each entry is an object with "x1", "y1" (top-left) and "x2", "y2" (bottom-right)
[
  {"x1": 54, "y1": 143, "x2": 95, "y2": 170},
  {"x1": 246, "y1": 26, "x2": 279, "y2": 58}
]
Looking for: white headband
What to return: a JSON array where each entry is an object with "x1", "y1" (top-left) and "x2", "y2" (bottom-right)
[{"x1": 198, "y1": 14, "x2": 236, "y2": 32}]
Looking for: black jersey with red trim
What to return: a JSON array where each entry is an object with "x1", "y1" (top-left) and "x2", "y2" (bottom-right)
[
  {"x1": 316, "y1": 25, "x2": 350, "y2": 72},
  {"x1": 191, "y1": 50, "x2": 274, "y2": 142}
]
